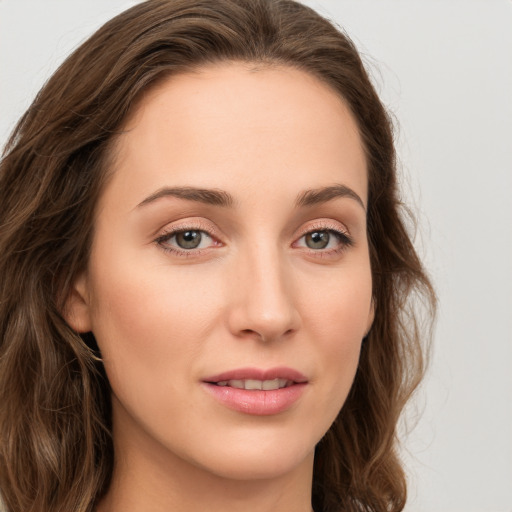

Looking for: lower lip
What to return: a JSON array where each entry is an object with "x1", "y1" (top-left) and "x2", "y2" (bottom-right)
[{"x1": 202, "y1": 382, "x2": 307, "y2": 415}]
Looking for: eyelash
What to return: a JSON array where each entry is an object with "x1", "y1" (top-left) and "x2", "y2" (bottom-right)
[{"x1": 154, "y1": 221, "x2": 354, "y2": 258}]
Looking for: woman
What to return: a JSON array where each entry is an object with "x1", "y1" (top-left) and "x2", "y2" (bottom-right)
[{"x1": 0, "y1": 1, "x2": 436, "y2": 511}]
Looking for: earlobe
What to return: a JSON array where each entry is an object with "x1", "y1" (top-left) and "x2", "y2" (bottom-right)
[{"x1": 63, "y1": 273, "x2": 92, "y2": 333}]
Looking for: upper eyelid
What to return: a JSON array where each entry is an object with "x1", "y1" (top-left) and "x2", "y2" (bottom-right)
[
  {"x1": 156, "y1": 217, "x2": 350, "y2": 236},
  {"x1": 301, "y1": 219, "x2": 350, "y2": 234},
  {"x1": 155, "y1": 218, "x2": 222, "y2": 239}
]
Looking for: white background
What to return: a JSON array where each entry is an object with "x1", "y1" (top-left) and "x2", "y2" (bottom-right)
[{"x1": 1, "y1": 1, "x2": 511, "y2": 511}]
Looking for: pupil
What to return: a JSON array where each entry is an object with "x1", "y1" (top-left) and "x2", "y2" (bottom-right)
[
  {"x1": 176, "y1": 230, "x2": 201, "y2": 249},
  {"x1": 307, "y1": 231, "x2": 329, "y2": 249}
]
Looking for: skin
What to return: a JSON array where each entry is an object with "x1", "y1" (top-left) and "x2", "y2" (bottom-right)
[{"x1": 66, "y1": 62, "x2": 374, "y2": 512}]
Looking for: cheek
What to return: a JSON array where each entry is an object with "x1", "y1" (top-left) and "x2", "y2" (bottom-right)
[
  {"x1": 300, "y1": 261, "x2": 372, "y2": 407},
  {"x1": 303, "y1": 256, "x2": 373, "y2": 341},
  {"x1": 86, "y1": 256, "x2": 219, "y2": 407}
]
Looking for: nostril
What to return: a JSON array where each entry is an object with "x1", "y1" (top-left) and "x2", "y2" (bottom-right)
[{"x1": 238, "y1": 327, "x2": 295, "y2": 343}]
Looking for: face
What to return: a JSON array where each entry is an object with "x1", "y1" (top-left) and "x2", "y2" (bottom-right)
[{"x1": 67, "y1": 63, "x2": 373, "y2": 482}]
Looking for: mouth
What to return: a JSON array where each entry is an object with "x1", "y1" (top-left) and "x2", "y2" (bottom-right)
[
  {"x1": 203, "y1": 366, "x2": 307, "y2": 388},
  {"x1": 202, "y1": 367, "x2": 308, "y2": 415},
  {"x1": 213, "y1": 378, "x2": 294, "y2": 390}
]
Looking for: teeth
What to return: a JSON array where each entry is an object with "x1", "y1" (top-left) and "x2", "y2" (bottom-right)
[
  {"x1": 263, "y1": 378, "x2": 288, "y2": 390},
  {"x1": 215, "y1": 378, "x2": 290, "y2": 390},
  {"x1": 228, "y1": 379, "x2": 246, "y2": 389},
  {"x1": 244, "y1": 379, "x2": 262, "y2": 390}
]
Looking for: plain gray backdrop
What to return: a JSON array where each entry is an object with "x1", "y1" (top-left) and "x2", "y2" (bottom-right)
[{"x1": 1, "y1": 1, "x2": 511, "y2": 511}]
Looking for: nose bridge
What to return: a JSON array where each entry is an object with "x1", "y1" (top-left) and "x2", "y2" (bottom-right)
[{"x1": 227, "y1": 239, "x2": 300, "y2": 341}]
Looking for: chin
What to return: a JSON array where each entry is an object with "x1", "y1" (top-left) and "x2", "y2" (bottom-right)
[
  {"x1": 198, "y1": 445, "x2": 314, "y2": 481},
  {"x1": 176, "y1": 424, "x2": 319, "y2": 482}
]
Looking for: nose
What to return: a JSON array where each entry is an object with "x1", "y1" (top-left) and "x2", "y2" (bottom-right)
[{"x1": 226, "y1": 243, "x2": 301, "y2": 343}]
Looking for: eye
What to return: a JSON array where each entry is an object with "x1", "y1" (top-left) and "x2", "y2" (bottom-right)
[
  {"x1": 303, "y1": 231, "x2": 335, "y2": 250},
  {"x1": 173, "y1": 230, "x2": 209, "y2": 250},
  {"x1": 156, "y1": 227, "x2": 219, "y2": 254},
  {"x1": 294, "y1": 227, "x2": 353, "y2": 254}
]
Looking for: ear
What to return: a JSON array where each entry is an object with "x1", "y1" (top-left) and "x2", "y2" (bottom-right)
[{"x1": 63, "y1": 273, "x2": 92, "y2": 333}]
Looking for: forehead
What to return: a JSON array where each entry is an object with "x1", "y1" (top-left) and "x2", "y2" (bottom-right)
[{"x1": 105, "y1": 62, "x2": 368, "y2": 211}]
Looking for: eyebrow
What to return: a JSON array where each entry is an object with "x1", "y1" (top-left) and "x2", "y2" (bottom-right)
[
  {"x1": 136, "y1": 184, "x2": 365, "y2": 211},
  {"x1": 137, "y1": 187, "x2": 234, "y2": 208},
  {"x1": 295, "y1": 184, "x2": 365, "y2": 211}
]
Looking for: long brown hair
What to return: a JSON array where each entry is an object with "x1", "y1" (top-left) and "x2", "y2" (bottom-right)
[{"x1": 0, "y1": 1, "x2": 436, "y2": 511}]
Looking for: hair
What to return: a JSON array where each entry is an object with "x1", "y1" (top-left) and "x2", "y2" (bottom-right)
[{"x1": 0, "y1": 1, "x2": 436, "y2": 511}]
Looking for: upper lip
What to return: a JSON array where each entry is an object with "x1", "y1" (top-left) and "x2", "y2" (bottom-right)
[{"x1": 203, "y1": 366, "x2": 308, "y2": 384}]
